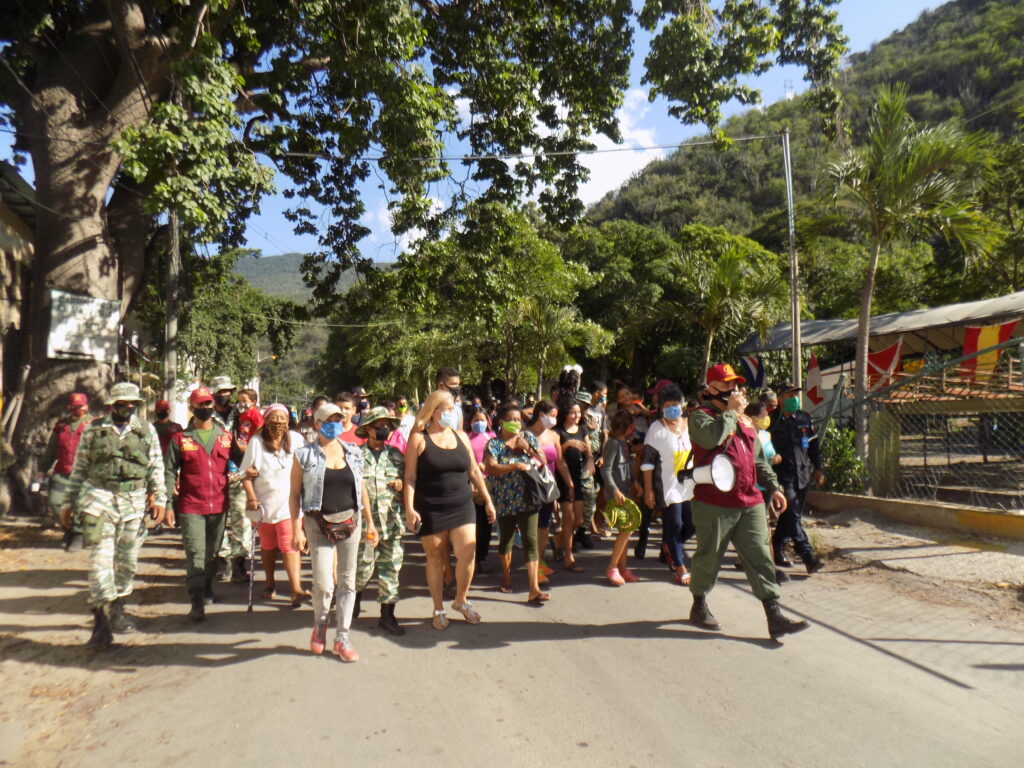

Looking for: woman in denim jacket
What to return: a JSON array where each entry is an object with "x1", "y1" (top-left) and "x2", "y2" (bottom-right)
[{"x1": 291, "y1": 403, "x2": 379, "y2": 662}]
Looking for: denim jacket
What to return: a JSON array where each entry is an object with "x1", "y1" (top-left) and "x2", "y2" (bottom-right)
[{"x1": 294, "y1": 438, "x2": 365, "y2": 514}]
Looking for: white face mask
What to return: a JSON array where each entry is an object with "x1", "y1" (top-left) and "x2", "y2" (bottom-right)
[{"x1": 540, "y1": 414, "x2": 557, "y2": 429}]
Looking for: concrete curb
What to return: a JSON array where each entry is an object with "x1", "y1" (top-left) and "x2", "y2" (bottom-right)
[{"x1": 807, "y1": 490, "x2": 1024, "y2": 542}]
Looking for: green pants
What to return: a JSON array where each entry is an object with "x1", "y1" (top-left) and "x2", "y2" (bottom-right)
[
  {"x1": 688, "y1": 500, "x2": 780, "y2": 602},
  {"x1": 355, "y1": 531, "x2": 404, "y2": 604},
  {"x1": 180, "y1": 512, "x2": 227, "y2": 591},
  {"x1": 496, "y1": 510, "x2": 539, "y2": 562},
  {"x1": 580, "y1": 473, "x2": 597, "y2": 528},
  {"x1": 48, "y1": 474, "x2": 82, "y2": 534},
  {"x1": 85, "y1": 513, "x2": 145, "y2": 608}
]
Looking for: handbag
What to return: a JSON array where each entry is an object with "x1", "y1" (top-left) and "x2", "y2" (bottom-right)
[
  {"x1": 523, "y1": 459, "x2": 559, "y2": 507},
  {"x1": 312, "y1": 508, "x2": 357, "y2": 542}
]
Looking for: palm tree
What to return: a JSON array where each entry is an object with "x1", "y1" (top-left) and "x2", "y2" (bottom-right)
[
  {"x1": 822, "y1": 84, "x2": 996, "y2": 461},
  {"x1": 523, "y1": 299, "x2": 612, "y2": 398}
]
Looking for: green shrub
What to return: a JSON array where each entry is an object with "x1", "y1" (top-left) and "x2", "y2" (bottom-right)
[{"x1": 820, "y1": 424, "x2": 866, "y2": 494}]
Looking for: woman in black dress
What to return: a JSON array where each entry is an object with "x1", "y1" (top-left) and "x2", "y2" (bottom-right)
[
  {"x1": 555, "y1": 394, "x2": 593, "y2": 572},
  {"x1": 404, "y1": 390, "x2": 496, "y2": 630}
]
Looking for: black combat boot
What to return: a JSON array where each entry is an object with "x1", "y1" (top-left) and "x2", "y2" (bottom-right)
[
  {"x1": 214, "y1": 556, "x2": 228, "y2": 581},
  {"x1": 86, "y1": 606, "x2": 114, "y2": 649},
  {"x1": 802, "y1": 552, "x2": 823, "y2": 575},
  {"x1": 764, "y1": 598, "x2": 809, "y2": 640},
  {"x1": 230, "y1": 556, "x2": 248, "y2": 584},
  {"x1": 203, "y1": 577, "x2": 218, "y2": 606},
  {"x1": 576, "y1": 527, "x2": 593, "y2": 550},
  {"x1": 773, "y1": 550, "x2": 793, "y2": 567},
  {"x1": 188, "y1": 589, "x2": 206, "y2": 622},
  {"x1": 378, "y1": 603, "x2": 405, "y2": 636},
  {"x1": 65, "y1": 532, "x2": 85, "y2": 552},
  {"x1": 353, "y1": 590, "x2": 363, "y2": 619},
  {"x1": 689, "y1": 596, "x2": 721, "y2": 630},
  {"x1": 108, "y1": 598, "x2": 137, "y2": 634}
]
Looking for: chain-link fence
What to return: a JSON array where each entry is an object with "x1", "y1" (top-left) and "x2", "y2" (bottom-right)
[{"x1": 856, "y1": 339, "x2": 1024, "y2": 512}]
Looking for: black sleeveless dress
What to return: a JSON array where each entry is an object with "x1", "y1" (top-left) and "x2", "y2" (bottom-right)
[{"x1": 413, "y1": 430, "x2": 476, "y2": 536}]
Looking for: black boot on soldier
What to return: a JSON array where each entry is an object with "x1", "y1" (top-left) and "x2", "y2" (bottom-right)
[
  {"x1": 378, "y1": 603, "x2": 404, "y2": 636},
  {"x1": 230, "y1": 556, "x2": 248, "y2": 584},
  {"x1": 86, "y1": 606, "x2": 114, "y2": 649},
  {"x1": 108, "y1": 597, "x2": 137, "y2": 634},
  {"x1": 203, "y1": 577, "x2": 219, "y2": 606},
  {"x1": 189, "y1": 589, "x2": 205, "y2": 622},
  {"x1": 764, "y1": 598, "x2": 809, "y2": 640},
  {"x1": 689, "y1": 596, "x2": 721, "y2": 631},
  {"x1": 802, "y1": 552, "x2": 824, "y2": 575}
]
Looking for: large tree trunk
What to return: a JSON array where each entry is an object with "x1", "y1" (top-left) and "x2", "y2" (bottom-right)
[
  {"x1": 2, "y1": 4, "x2": 168, "y2": 515},
  {"x1": 854, "y1": 240, "x2": 883, "y2": 470}
]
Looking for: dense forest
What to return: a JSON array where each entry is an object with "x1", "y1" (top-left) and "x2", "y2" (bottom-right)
[{"x1": 232, "y1": 0, "x2": 1024, "y2": 400}]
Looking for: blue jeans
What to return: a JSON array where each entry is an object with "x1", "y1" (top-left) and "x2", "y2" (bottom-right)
[{"x1": 662, "y1": 502, "x2": 695, "y2": 569}]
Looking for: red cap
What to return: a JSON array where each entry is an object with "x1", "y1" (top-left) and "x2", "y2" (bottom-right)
[
  {"x1": 156, "y1": 399, "x2": 171, "y2": 411},
  {"x1": 705, "y1": 364, "x2": 746, "y2": 386},
  {"x1": 189, "y1": 387, "x2": 215, "y2": 406},
  {"x1": 648, "y1": 378, "x2": 674, "y2": 395},
  {"x1": 68, "y1": 393, "x2": 88, "y2": 407}
]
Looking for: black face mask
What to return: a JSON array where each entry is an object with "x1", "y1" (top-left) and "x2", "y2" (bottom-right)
[
  {"x1": 372, "y1": 425, "x2": 391, "y2": 442},
  {"x1": 111, "y1": 404, "x2": 135, "y2": 424},
  {"x1": 448, "y1": 386, "x2": 460, "y2": 399},
  {"x1": 155, "y1": 410, "x2": 170, "y2": 420},
  {"x1": 214, "y1": 394, "x2": 232, "y2": 408},
  {"x1": 193, "y1": 406, "x2": 215, "y2": 422},
  {"x1": 710, "y1": 389, "x2": 735, "y2": 404}
]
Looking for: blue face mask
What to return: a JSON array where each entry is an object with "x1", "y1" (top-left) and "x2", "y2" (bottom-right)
[
  {"x1": 439, "y1": 409, "x2": 459, "y2": 429},
  {"x1": 471, "y1": 421, "x2": 488, "y2": 434},
  {"x1": 663, "y1": 405, "x2": 683, "y2": 421},
  {"x1": 319, "y1": 421, "x2": 344, "y2": 440}
]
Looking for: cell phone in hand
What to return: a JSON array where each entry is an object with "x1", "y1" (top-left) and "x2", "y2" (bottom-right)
[{"x1": 409, "y1": 518, "x2": 423, "y2": 534}]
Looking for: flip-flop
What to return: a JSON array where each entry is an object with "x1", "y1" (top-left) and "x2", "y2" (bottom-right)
[
  {"x1": 432, "y1": 610, "x2": 449, "y2": 630},
  {"x1": 499, "y1": 582, "x2": 513, "y2": 594},
  {"x1": 563, "y1": 562, "x2": 585, "y2": 573},
  {"x1": 527, "y1": 592, "x2": 550, "y2": 604},
  {"x1": 290, "y1": 591, "x2": 312, "y2": 607}
]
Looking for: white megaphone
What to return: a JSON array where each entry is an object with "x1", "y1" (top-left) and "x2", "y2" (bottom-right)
[{"x1": 680, "y1": 454, "x2": 736, "y2": 494}]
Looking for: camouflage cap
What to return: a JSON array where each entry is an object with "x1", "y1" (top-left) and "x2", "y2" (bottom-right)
[
  {"x1": 105, "y1": 382, "x2": 144, "y2": 405},
  {"x1": 208, "y1": 375, "x2": 237, "y2": 393},
  {"x1": 354, "y1": 406, "x2": 401, "y2": 438}
]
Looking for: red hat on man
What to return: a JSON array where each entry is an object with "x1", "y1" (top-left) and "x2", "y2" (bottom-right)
[
  {"x1": 705, "y1": 364, "x2": 747, "y2": 386},
  {"x1": 68, "y1": 393, "x2": 88, "y2": 407},
  {"x1": 156, "y1": 399, "x2": 171, "y2": 411},
  {"x1": 189, "y1": 387, "x2": 215, "y2": 406}
]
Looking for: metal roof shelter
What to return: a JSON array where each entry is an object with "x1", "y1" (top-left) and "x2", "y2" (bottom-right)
[{"x1": 738, "y1": 290, "x2": 1024, "y2": 356}]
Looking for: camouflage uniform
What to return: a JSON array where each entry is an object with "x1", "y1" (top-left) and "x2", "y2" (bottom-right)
[
  {"x1": 580, "y1": 395, "x2": 605, "y2": 530},
  {"x1": 64, "y1": 411, "x2": 166, "y2": 611},
  {"x1": 355, "y1": 443, "x2": 405, "y2": 604},
  {"x1": 212, "y1": 400, "x2": 252, "y2": 562}
]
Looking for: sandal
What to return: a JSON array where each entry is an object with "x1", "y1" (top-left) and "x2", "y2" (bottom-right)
[
  {"x1": 563, "y1": 561, "x2": 585, "y2": 573},
  {"x1": 499, "y1": 581, "x2": 513, "y2": 594},
  {"x1": 621, "y1": 568, "x2": 639, "y2": 583},
  {"x1": 432, "y1": 610, "x2": 449, "y2": 631},
  {"x1": 290, "y1": 590, "x2": 312, "y2": 607},
  {"x1": 673, "y1": 570, "x2": 691, "y2": 586},
  {"x1": 451, "y1": 601, "x2": 482, "y2": 624},
  {"x1": 527, "y1": 591, "x2": 550, "y2": 604}
]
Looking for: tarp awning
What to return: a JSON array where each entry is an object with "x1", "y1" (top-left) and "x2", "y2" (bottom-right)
[{"x1": 738, "y1": 290, "x2": 1024, "y2": 355}]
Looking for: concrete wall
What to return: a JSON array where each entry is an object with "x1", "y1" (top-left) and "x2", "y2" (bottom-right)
[{"x1": 807, "y1": 490, "x2": 1024, "y2": 542}]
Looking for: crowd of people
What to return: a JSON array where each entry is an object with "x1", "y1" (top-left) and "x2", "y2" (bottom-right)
[{"x1": 42, "y1": 362, "x2": 826, "y2": 661}]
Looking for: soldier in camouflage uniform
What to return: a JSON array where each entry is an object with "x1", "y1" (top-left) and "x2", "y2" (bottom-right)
[
  {"x1": 208, "y1": 375, "x2": 252, "y2": 583},
  {"x1": 60, "y1": 382, "x2": 167, "y2": 649},
  {"x1": 40, "y1": 392, "x2": 92, "y2": 550},
  {"x1": 353, "y1": 407, "x2": 406, "y2": 636}
]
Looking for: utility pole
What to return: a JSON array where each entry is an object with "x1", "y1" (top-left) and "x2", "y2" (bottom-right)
[
  {"x1": 164, "y1": 210, "x2": 180, "y2": 402},
  {"x1": 782, "y1": 129, "x2": 802, "y2": 388}
]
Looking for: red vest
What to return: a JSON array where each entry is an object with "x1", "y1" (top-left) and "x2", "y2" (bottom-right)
[
  {"x1": 53, "y1": 418, "x2": 89, "y2": 476},
  {"x1": 154, "y1": 420, "x2": 184, "y2": 456},
  {"x1": 171, "y1": 428, "x2": 231, "y2": 516},
  {"x1": 691, "y1": 406, "x2": 763, "y2": 509}
]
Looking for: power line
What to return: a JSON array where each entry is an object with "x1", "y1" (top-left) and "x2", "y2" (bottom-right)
[{"x1": 244, "y1": 311, "x2": 401, "y2": 329}]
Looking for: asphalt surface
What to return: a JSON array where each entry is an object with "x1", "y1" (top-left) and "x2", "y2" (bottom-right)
[{"x1": 1, "y1": 522, "x2": 1022, "y2": 767}]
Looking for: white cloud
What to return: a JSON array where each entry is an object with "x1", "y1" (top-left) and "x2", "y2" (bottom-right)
[{"x1": 577, "y1": 87, "x2": 664, "y2": 205}]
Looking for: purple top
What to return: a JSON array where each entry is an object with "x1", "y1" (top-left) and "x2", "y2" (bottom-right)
[{"x1": 469, "y1": 430, "x2": 497, "y2": 471}]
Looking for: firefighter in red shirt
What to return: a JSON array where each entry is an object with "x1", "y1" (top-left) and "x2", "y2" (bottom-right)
[
  {"x1": 40, "y1": 392, "x2": 92, "y2": 550},
  {"x1": 163, "y1": 388, "x2": 232, "y2": 622}
]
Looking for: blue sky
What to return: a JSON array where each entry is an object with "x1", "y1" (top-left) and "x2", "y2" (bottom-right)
[{"x1": 2, "y1": 0, "x2": 941, "y2": 259}]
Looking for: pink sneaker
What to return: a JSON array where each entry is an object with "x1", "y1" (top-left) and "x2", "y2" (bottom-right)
[
  {"x1": 620, "y1": 568, "x2": 639, "y2": 583},
  {"x1": 333, "y1": 638, "x2": 359, "y2": 663},
  {"x1": 606, "y1": 567, "x2": 625, "y2": 586},
  {"x1": 310, "y1": 624, "x2": 327, "y2": 655}
]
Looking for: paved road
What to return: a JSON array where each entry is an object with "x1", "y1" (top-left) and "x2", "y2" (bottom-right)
[{"x1": 1, "y1": 525, "x2": 1022, "y2": 767}]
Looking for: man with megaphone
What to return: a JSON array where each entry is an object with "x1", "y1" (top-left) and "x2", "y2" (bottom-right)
[{"x1": 685, "y1": 364, "x2": 809, "y2": 641}]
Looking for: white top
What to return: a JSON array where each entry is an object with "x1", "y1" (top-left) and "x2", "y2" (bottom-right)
[
  {"x1": 239, "y1": 431, "x2": 305, "y2": 524},
  {"x1": 641, "y1": 419, "x2": 694, "y2": 504}
]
